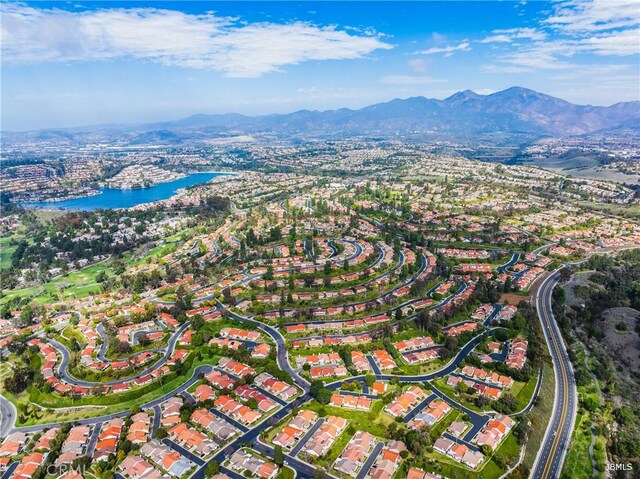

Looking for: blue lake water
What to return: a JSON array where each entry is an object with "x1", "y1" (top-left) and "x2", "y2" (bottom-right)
[{"x1": 23, "y1": 172, "x2": 228, "y2": 211}]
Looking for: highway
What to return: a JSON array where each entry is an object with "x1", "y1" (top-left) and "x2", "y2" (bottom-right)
[{"x1": 530, "y1": 271, "x2": 578, "y2": 479}]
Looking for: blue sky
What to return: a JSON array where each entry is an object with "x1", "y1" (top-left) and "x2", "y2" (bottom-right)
[{"x1": 2, "y1": 1, "x2": 639, "y2": 130}]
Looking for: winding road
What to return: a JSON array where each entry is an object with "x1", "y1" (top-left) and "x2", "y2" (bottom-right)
[{"x1": 530, "y1": 271, "x2": 577, "y2": 479}]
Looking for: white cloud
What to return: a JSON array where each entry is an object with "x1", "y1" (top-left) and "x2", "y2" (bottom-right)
[
  {"x1": 416, "y1": 41, "x2": 470, "y2": 56},
  {"x1": 0, "y1": 3, "x2": 393, "y2": 77},
  {"x1": 380, "y1": 75, "x2": 445, "y2": 85},
  {"x1": 408, "y1": 58, "x2": 428, "y2": 73},
  {"x1": 483, "y1": 0, "x2": 639, "y2": 73},
  {"x1": 480, "y1": 27, "x2": 546, "y2": 43},
  {"x1": 543, "y1": 0, "x2": 639, "y2": 33}
]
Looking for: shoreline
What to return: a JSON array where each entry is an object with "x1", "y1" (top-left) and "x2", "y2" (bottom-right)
[{"x1": 17, "y1": 170, "x2": 236, "y2": 211}]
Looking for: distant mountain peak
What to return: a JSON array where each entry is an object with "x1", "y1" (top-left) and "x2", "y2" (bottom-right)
[
  {"x1": 443, "y1": 89, "x2": 483, "y2": 106},
  {"x1": 4, "y1": 86, "x2": 639, "y2": 143}
]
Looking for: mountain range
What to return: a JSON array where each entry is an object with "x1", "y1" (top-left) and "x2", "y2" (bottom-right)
[{"x1": 5, "y1": 87, "x2": 640, "y2": 146}]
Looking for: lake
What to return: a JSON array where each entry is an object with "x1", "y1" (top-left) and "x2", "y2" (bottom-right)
[{"x1": 23, "y1": 172, "x2": 228, "y2": 211}]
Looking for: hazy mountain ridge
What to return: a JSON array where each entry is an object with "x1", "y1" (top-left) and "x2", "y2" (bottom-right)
[{"x1": 4, "y1": 87, "x2": 639, "y2": 146}]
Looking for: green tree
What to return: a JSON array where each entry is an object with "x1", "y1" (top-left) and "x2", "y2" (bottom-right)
[{"x1": 273, "y1": 445, "x2": 284, "y2": 467}]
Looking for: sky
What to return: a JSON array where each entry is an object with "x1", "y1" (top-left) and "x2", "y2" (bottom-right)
[{"x1": 1, "y1": 0, "x2": 639, "y2": 130}]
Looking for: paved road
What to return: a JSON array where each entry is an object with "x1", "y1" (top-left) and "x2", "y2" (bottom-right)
[
  {"x1": 325, "y1": 328, "x2": 494, "y2": 389},
  {"x1": 223, "y1": 305, "x2": 310, "y2": 393},
  {"x1": 209, "y1": 407, "x2": 248, "y2": 432},
  {"x1": 0, "y1": 461, "x2": 18, "y2": 479},
  {"x1": 162, "y1": 437, "x2": 205, "y2": 466},
  {"x1": 86, "y1": 422, "x2": 102, "y2": 458},
  {"x1": 190, "y1": 394, "x2": 311, "y2": 479},
  {"x1": 355, "y1": 442, "x2": 384, "y2": 479},
  {"x1": 530, "y1": 271, "x2": 578, "y2": 479},
  {"x1": 366, "y1": 355, "x2": 382, "y2": 376},
  {"x1": 151, "y1": 405, "x2": 161, "y2": 438},
  {"x1": 10, "y1": 364, "x2": 213, "y2": 434},
  {"x1": 496, "y1": 252, "x2": 521, "y2": 274},
  {"x1": 275, "y1": 249, "x2": 412, "y2": 318},
  {"x1": 50, "y1": 322, "x2": 190, "y2": 387},
  {"x1": 290, "y1": 418, "x2": 325, "y2": 456},
  {"x1": 0, "y1": 395, "x2": 17, "y2": 437},
  {"x1": 403, "y1": 393, "x2": 436, "y2": 423}
]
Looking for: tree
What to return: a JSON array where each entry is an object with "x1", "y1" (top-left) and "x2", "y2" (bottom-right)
[
  {"x1": 365, "y1": 373, "x2": 375, "y2": 388},
  {"x1": 310, "y1": 380, "x2": 332, "y2": 405},
  {"x1": 273, "y1": 445, "x2": 284, "y2": 467},
  {"x1": 4, "y1": 367, "x2": 32, "y2": 394},
  {"x1": 205, "y1": 460, "x2": 220, "y2": 477},
  {"x1": 314, "y1": 468, "x2": 329, "y2": 479},
  {"x1": 6, "y1": 339, "x2": 26, "y2": 356},
  {"x1": 324, "y1": 261, "x2": 332, "y2": 275},
  {"x1": 138, "y1": 334, "x2": 151, "y2": 347}
]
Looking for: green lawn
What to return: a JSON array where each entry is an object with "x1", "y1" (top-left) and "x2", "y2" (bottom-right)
[
  {"x1": 523, "y1": 363, "x2": 555, "y2": 470},
  {"x1": 513, "y1": 371, "x2": 540, "y2": 411},
  {"x1": 276, "y1": 466, "x2": 295, "y2": 479},
  {"x1": 0, "y1": 234, "x2": 23, "y2": 270},
  {"x1": 304, "y1": 399, "x2": 392, "y2": 438}
]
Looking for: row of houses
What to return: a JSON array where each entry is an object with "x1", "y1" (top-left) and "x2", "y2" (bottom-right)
[
  {"x1": 506, "y1": 338, "x2": 528, "y2": 370},
  {"x1": 460, "y1": 366, "x2": 515, "y2": 388},
  {"x1": 446, "y1": 376, "x2": 503, "y2": 400},
  {"x1": 217, "y1": 357, "x2": 255, "y2": 377},
  {"x1": 406, "y1": 399, "x2": 451, "y2": 430},
  {"x1": 191, "y1": 408, "x2": 238, "y2": 442},
  {"x1": 403, "y1": 348, "x2": 440, "y2": 364},
  {"x1": 513, "y1": 267, "x2": 545, "y2": 290},
  {"x1": 394, "y1": 336, "x2": 434, "y2": 352},
  {"x1": 385, "y1": 386, "x2": 426, "y2": 418},
  {"x1": 372, "y1": 350, "x2": 397, "y2": 370},
  {"x1": 119, "y1": 455, "x2": 170, "y2": 479},
  {"x1": 330, "y1": 393, "x2": 372, "y2": 411},
  {"x1": 444, "y1": 321, "x2": 478, "y2": 337},
  {"x1": 254, "y1": 373, "x2": 298, "y2": 400},
  {"x1": 55, "y1": 425, "x2": 91, "y2": 466},
  {"x1": 300, "y1": 415, "x2": 348, "y2": 458},
  {"x1": 294, "y1": 352, "x2": 342, "y2": 367},
  {"x1": 351, "y1": 351, "x2": 372, "y2": 372},
  {"x1": 228, "y1": 449, "x2": 278, "y2": 479},
  {"x1": 433, "y1": 437, "x2": 484, "y2": 469},
  {"x1": 140, "y1": 440, "x2": 193, "y2": 477},
  {"x1": 367, "y1": 441, "x2": 406, "y2": 479},
  {"x1": 474, "y1": 414, "x2": 514, "y2": 450},
  {"x1": 273, "y1": 410, "x2": 319, "y2": 449},
  {"x1": 334, "y1": 431, "x2": 377, "y2": 477},
  {"x1": 128, "y1": 412, "x2": 151, "y2": 445},
  {"x1": 94, "y1": 417, "x2": 124, "y2": 461},
  {"x1": 168, "y1": 423, "x2": 217, "y2": 456},
  {"x1": 310, "y1": 365, "x2": 349, "y2": 379},
  {"x1": 440, "y1": 248, "x2": 490, "y2": 259},
  {"x1": 219, "y1": 328, "x2": 261, "y2": 342},
  {"x1": 214, "y1": 395, "x2": 263, "y2": 425},
  {"x1": 292, "y1": 332, "x2": 372, "y2": 349}
]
